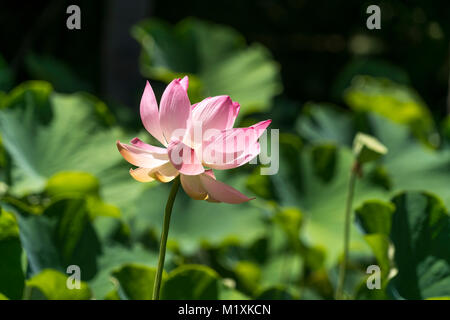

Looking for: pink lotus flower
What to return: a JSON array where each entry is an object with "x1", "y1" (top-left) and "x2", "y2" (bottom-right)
[{"x1": 116, "y1": 76, "x2": 271, "y2": 204}]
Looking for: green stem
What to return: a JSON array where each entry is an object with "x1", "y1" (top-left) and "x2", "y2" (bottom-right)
[
  {"x1": 152, "y1": 175, "x2": 180, "y2": 300},
  {"x1": 335, "y1": 162, "x2": 358, "y2": 300}
]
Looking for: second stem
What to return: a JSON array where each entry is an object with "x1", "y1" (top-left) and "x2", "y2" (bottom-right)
[{"x1": 335, "y1": 161, "x2": 358, "y2": 300}]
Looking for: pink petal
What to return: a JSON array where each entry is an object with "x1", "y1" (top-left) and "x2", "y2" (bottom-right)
[
  {"x1": 192, "y1": 96, "x2": 240, "y2": 134},
  {"x1": 180, "y1": 174, "x2": 208, "y2": 200},
  {"x1": 226, "y1": 102, "x2": 240, "y2": 129},
  {"x1": 140, "y1": 81, "x2": 166, "y2": 146},
  {"x1": 159, "y1": 79, "x2": 192, "y2": 143},
  {"x1": 167, "y1": 138, "x2": 204, "y2": 175},
  {"x1": 130, "y1": 137, "x2": 168, "y2": 153},
  {"x1": 202, "y1": 120, "x2": 271, "y2": 169},
  {"x1": 179, "y1": 76, "x2": 189, "y2": 92},
  {"x1": 117, "y1": 140, "x2": 168, "y2": 168},
  {"x1": 203, "y1": 169, "x2": 215, "y2": 179},
  {"x1": 206, "y1": 142, "x2": 261, "y2": 170},
  {"x1": 199, "y1": 173, "x2": 254, "y2": 204},
  {"x1": 191, "y1": 97, "x2": 211, "y2": 109}
]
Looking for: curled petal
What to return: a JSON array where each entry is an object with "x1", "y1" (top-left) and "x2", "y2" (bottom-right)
[
  {"x1": 140, "y1": 81, "x2": 166, "y2": 146},
  {"x1": 199, "y1": 173, "x2": 254, "y2": 204},
  {"x1": 129, "y1": 162, "x2": 178, "y2": 183},
  {"x1": 168, "y1": 139, "x2": 204, "y2": 175},
  {"x1": 130, "y1": 137, "x2": 168, "y2": 153},
  {"x1": 159, "y1": 78, "x2": 192, "y2": 142},
  {"x1": 150, "y1": 162, "x2": 179, "y2": 182},
  {"x1": 129, "y1": 167, "x2": 155, "y2": 182},
  {"x1": 180, "y1": 170, "x2": 252, "y2": 203},
  {"x1": 180, "y1": 174, "x2": 208, "y2": 200},
  {"x1": 117, "y1": 140, "x2": 168, "y2": 168}
]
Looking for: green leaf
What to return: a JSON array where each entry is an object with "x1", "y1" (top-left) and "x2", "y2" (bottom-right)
[
  {"x1": 46, "y1": 171, "x2": 100, "y2": 198},
  {"x1": 46, "y1": 172, "x2": 121, "y2": 219},
  {"x1": 311, "y1": 144, "x2": 338, "y2": 182},
  {"x1": 357, "y1": 192, "x2": 450, "y2": 299},
  {"x1": 260, "y1": 253, "x2": 303, "y2": 289},
  {"x1": 355, "y1": 200, "x2": 395, "y2": 235},
  {"x1": 255, "y1": 286, "x2": 297, "y2": 300},
  {"x1": 104, "y1": 289, "x2": 120, "y2": 300},
  {"x1": 296, "y1": 103, "x2": 354, "y2": 146},
  {"x1": 88, "y1": 244, "x2": 158, "y2": 299},
  {"x1": 44, "y1": 198, "x2": 102, "y2": 275},
  {"x1": 0, "y1": 82, "x2": 145, "y2": 215},
  {"x1": 219, "y1": 283, "x2": 250, "y2": 300},
  {"x1": 279, "y1": 110, "x2": 450, "y2": 271},
  {"x1": 9, "y1": 197, "x2": 102, "y2": 280},
  {"x1": 389, "y1": 192, "x2": 450, "y2": 299},
  {"x1": 25, "y1": 269, "x2": 91, "y2": 300},
  {"x1": 0, "y1": 209, "x2": 25, "y2": 299},
  {"x1": 368, "y1": 113, "x2": 450, "y2": 209},
  {"x1": 332, "y1": 58, "x2": 410, "y2": 100},
  {"x1": 297, "y1": 105, "x2": 450, "y2": 209},
  {"x1": 132, "y1": 18, "x2": 282, "y2": 115},
  {"x1": 273, "y1": 207, "x2": 303, "y2": 247},
  {"x1": 233, "y1": 261, "x2": 261, "y2": 294},
  {"x1": 112, "y1": 264, "x2": 165, "y2": 300},
  {"x1": 0, "y1": 81, "x2": 53, "y2": 123},
  {"x1": 14, "y1": 209, "x2": 63, "y2": 273},
  {"x1": 363, "y1": 234, "x2": 391, "y2": 279},
  {"x1": 271, "y1": 136, "x2": 386, "y2": 266},
  {"x1": 0, "y1": 292, "x2": 9, "y2": 300},
  {"x1": 344, "y1": 76, "x2": 434, "y2": 141},
  {"x1": 161, "y1": 265, "x2": 221, "y2": 300}
]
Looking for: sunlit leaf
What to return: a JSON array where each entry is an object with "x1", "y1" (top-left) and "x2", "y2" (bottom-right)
[
  {"x1": 25, "y1": 269, "x2": 91, "y2": 300},
  {"x1": 132, "y1": 18, "x2": 282, "y2": 115},
  {"x1": 0, "y1": 82, "x2": 144, "y2": 214},
  {"x1": 344, "y1": 76, "x2": 434, "y2": 142}
]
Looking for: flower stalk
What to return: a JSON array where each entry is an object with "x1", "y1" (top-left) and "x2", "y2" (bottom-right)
[
  {"x1": 335, "y1": 161, "x2": 359, "y2": 300},
  {"x1": 335, "y1": 132, "x2": 387, "y2": 300},
  {"x1": 152, "y1": 175, "x2": 181, "y2": 300}
]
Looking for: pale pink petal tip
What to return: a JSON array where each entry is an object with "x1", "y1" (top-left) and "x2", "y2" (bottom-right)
[
  {"x1": 140, "y1": 81, "x2": 166, "y2": 146},
  {"x1": 180, "y1": 76, "x2": 189, "y2": 91}
]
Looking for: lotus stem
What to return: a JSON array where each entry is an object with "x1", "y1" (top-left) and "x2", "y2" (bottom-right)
[
  {"x1": 152, "y1": 175, "x2": 181, "y2": 300},
  {"x1": 335, "y1": 161, "x2": 359, "y2": 300}
]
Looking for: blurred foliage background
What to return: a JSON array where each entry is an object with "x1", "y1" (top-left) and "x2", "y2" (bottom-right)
[{"x1": 0, "y1": 0, "x2": 449, "y2": 300}]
